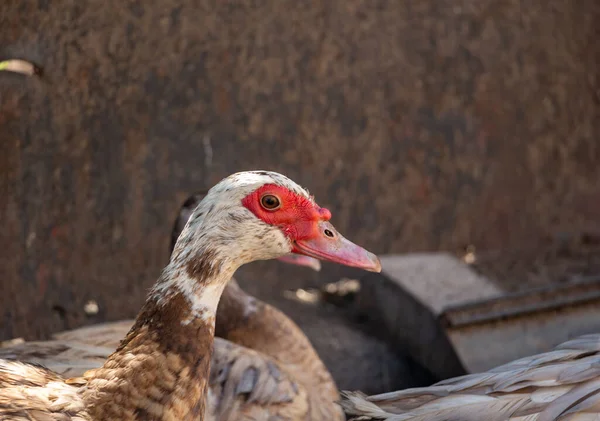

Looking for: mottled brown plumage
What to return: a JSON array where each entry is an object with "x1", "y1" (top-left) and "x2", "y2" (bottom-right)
[
  {"x1": 341, "y1": 334, "x2": 600, "y2": 420},
  {"x1": 0, "y1": 360, "x2": 89, "y2": 420},
  {"x1": 83, "y1": 294, "x2": 214, "y2": 420},
  {"x1": 0, "y1": 291, "x2": 216, "y2": 421},
  {"x1": 0, "y1": 279, "x2": 344, "y2": 421}
]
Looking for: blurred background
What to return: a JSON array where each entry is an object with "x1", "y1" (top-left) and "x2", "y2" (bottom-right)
[{"x1": 1, "y1": 0, "x2": 599, "y2": 395}]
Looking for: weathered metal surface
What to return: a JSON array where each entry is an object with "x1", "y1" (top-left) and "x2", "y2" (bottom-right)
[
  {"x1": 357, "y1": 254, "x2": 475, "y2": 380},
  {"x1": 357, "y1": 254, "x2": 600, "y2": 378},
  {"x1": 378, "y1": 253, "x2": 503, "y2": 315},
  {"x1": 443, "y1": 277, "x2": 600, "y2": 372},
  {"x1": 441, "y1": 275, "x2": 600, "y2": 328},
  {"x1": 0, "y1": 0, "x2": 599, "y2": 347}
]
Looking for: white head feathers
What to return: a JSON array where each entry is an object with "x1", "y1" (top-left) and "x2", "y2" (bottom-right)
[{"x1": 151, "y1": 171, "x2": 313, "y2": 318}]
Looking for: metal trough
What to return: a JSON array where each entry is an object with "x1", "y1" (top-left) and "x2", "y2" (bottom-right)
[{"x1": 357, "y1": 253, "x2": 600, "y2": 378}]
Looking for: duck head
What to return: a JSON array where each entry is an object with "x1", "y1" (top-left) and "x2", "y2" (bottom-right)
[{"x1": 171, "y1": 171, "x2": 381, "y2": 273}]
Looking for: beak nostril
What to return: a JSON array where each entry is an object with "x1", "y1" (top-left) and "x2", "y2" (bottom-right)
[{"x1": 324, "y1": 229, "x2": 334, "y2": 238}]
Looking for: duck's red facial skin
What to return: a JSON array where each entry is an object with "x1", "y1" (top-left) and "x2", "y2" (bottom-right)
[
  {"x1": 241, "y1": 184, "x2": 331, "y2": 241},
  {"x1": 242, "y1": 183, "x2": 381, "y2": 273}
]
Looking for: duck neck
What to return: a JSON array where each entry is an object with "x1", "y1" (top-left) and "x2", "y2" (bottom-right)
[
  {"x1": 217, "y1": 279, "x2": 324, "y2": 370},
  {"x1": 83, "y1": 245, "x2": 236, "y2": 421}
]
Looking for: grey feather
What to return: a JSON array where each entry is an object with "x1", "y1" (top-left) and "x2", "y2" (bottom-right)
[{"x1": 341, "y1": 334, "x2": 600, "y2": 420}]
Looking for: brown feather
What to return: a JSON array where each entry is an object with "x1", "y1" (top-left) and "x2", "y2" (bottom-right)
[
  {"x1": 81, "y1": 294, "x2": 214, "y2": 421},
  {"x1": 0, "y1": 360, "x2": 88, "y2": 420}
]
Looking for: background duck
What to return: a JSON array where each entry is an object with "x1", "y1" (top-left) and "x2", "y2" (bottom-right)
[{"x1": 0, "y1": 170, "x2": 381, "y2": 421}]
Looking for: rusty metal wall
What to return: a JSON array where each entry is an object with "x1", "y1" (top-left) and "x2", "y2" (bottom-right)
[{"x1": 0, "y1": 0, "x2": 598, "y2": 340}]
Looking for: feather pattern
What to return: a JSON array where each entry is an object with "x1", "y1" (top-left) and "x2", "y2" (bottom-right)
[
  {"x1": 207, "y1": 337, "x2": 309, "y2": 421},
  {"x1": 0, "y1": 332, "x2": 316, "y2": 420},
  {"x1": 0, "y1": 360, "x2": 89, "y2": 420},
  {"x1": 0, "y1": 263, "x2": 341, "y2": 419},
  {"x1": 341, "y1": 334, "x2": 600, "y2": 420},
  {"x1": 0, "y1": 279, "x2": 344, "y2": 420}
]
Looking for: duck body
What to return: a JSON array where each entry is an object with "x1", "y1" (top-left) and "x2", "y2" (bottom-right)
[
  {"x1": 341, "y1": 333, "x2": 600, "y2": 420},
  {"x1": 0, "y1": 171, "x2": 379, "y2": 421},
  {"x1": 0, "y1": 335, "x2": 310, "y2": 421},
  {"x1": 2, "y1": 279, "x2": 343, "y2": 420},
  {"x1": 1, "y1": 291, "x2": 214, "y2": 420}
]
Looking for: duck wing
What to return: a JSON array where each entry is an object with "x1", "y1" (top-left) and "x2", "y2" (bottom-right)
[
  {"x1": 341, "y1": 334, "x2": 600, "y2": 420},
  {"x1": 207, "y1": 337, "x2": 309, "y2": 421}
]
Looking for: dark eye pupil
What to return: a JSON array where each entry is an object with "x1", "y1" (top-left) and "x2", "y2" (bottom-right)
[{"x1": 262, "y1": 195, "x2": 280, "y2": 209}]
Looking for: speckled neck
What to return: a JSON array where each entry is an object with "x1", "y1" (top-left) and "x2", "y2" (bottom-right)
[
  {"x1": 82, "y1": 246, "x2": 238, "y2": 421},
  {"x1": 152, "y1": 197, "x2": 257, "y2": 318},
  {"x1": 150, "y1": 248, "x2": 237, "y2": 319}
]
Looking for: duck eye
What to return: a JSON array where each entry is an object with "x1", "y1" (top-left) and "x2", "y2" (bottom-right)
[{"x1": 260, "y1": 194, "x2": 281, "y2": 210}]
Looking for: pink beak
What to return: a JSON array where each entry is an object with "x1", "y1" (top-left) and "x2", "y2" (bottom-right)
[
  {"x1": 277, "y1": 255, "x2": 322, "y2": 272},
  {"x1": 292, "y1": 221, "x2": 381, "y2": 273}
]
